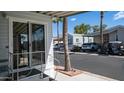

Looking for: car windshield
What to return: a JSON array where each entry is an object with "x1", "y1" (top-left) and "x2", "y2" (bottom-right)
[
  {"x1": 83, "y1": 43, "x2": 95, "y2": 45},
  {"x1": 109, "y1": 43, "x2": 122, "y2": 48},
  {"x1": 83, "y1": 43, "x2": 92, "y2": 46}
]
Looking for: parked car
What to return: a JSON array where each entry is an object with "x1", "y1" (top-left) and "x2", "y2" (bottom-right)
[
  {"x1": 97, "y1": 44, "x2": 109, "y2": 55},
  {"x1": 108, "y1": 41, "x2": 124, "y2": 55},
  {"x1": 97, "y1": 41, "x2": 124, "y2": 55},
  {"x1": 81, "y1": 43, "x2": 100, "y2": 52},
  {"x1": 54, "y1": 43, "x2": 73, "y2": 51},
  {"x1": 54, "y1": 43, "x2": 64, "y2": 51},
  {"x1": 71, "y1": 45, "x2": 81, "y2": 52},
  {"x1": 68, "y1": 44, "x2": 73, "y2": 51}
]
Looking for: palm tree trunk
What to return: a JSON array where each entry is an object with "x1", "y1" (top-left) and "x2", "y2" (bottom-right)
[
  {"x1": 100, "y1": 11, "x2": 104, "y2": 46},
  {"x1": 63, "y1": 17, "x2": 71, "y2": 71}
]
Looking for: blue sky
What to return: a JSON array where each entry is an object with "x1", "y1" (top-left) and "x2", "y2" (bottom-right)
[{"x1": 52, "y1": 11, "x2": 124, "y2": 37}]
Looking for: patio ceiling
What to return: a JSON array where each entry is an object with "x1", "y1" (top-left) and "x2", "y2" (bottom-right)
[{"x1": 36, "y1": 11, "x2": 86, "y2": 17}]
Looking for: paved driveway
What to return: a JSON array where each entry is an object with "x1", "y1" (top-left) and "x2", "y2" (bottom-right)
[{"x1": 54, "y1": 52, "x2": 124, "y2": 80}]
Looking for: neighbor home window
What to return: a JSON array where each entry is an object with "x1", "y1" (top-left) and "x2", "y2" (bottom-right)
[{"x1": 76, "y1": 38, "x2": 79, "y2": 42}]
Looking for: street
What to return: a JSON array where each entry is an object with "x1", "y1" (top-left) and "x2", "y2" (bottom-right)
[{"x1": 54, "y1": 52, "x2": 124, "y2": 80}]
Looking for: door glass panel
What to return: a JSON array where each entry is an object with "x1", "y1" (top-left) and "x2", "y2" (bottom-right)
[
  {"x1": 31, "y1": 24, "x2": 45, "y2": 66},
  {"x1": 13, "y1": 22, "x2": 29, "y2": 69}
]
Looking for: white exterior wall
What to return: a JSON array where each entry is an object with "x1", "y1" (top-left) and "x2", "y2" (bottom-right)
[
  {"x1": 109, "y1": 28, "x2": 124, "y2": 42},
  {"x1": 0, "y1": 12, "x2": 54, "y2": 78},
  {"x1": 73, "y1": 34, "x2": 83, "y2": 47},
  {"x1": 0, "y1": 12, "x2": 9, "y2": 60},
  {"x1": 94, "y1": 27, "x2": 124, "y2": 43},
  {"x1": 118, "y1": 28, "x2": 124, "y2": 42},
  {"x1": 94, "y1": 36, "x2": 100, "y2": 44},
  {"x1": 109, "y1": 32, "x2": 116, "y2": 41},
  {"x1": 73, "y1": 34, "x2": 94, "y2": 47},
  {"x1": 83, "y1": 37, "x2": 94, "y2": 43}
]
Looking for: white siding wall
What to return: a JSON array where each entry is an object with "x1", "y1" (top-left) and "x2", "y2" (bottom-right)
[
  {"x1": 109, "y1": 28, "x2": 124, "y2": 42},
  {"x1": 94, "y1": 36, "x2": 100, "y2": 44},
  {"x1": 116, "y1": 28, "x2": 124, "y2": 42},
  {"x1": 73, "y1": 34, "x2": 83, "y2": 47},
  {"x1": 73, "y1": 34, "x2": 94, "y2": 47},
  {"x1": 0, "y1": 12, "x2": 9, "y2": 60},
  {"x1": 109, "y1": 32, "x2": 116, "y2": 41},
  {"x1": 83, "y1": 37, "x2": 94, "y2": 43}
]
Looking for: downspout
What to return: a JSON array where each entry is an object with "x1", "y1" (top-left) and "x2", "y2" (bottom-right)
[{"x1": 115, "y1": 30, "x2": 118, "y2": 41}]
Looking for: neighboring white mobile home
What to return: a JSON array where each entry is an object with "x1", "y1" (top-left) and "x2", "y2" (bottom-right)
[
  {"x1": 0, "y1": 11, "x2": 54, "y2": 80},
  {"x1": 73, "y1": 34, "x2": 94, "y2": 47},
  {"x1": 53, "y1": 33, "x2": 94, "y2": 47},
  {"x1": 89, "y1": 25, "x2": 124, "y2": 44}
]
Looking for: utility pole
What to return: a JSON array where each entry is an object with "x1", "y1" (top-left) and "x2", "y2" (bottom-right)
[{"x1": 100, "y1": 11, "x2": 104, "y2": 47}]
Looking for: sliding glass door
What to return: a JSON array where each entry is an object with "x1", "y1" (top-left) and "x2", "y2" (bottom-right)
[
  {"x1": 12, "y1": 21, "x2": 45, "y2": 69},
  {"x1": 31, "y1": 23, "x2": 45, "y2": 66},
  {"x1": 13, "y1": 22, "x2": 29, "y2": 69}
]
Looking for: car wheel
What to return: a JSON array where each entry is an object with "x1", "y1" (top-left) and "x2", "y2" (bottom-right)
[
  {"x1": 118, "y1": 52, "x2": 122, "y2": 56},
  {"x1": 92, "y1": 47, "x2": 95, "y2": 51}
]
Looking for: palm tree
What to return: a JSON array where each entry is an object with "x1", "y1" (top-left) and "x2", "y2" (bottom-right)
[
  {"x1": 102, "y1": 24, "x2": 107, "y2": 30},
  {"x1": 92, "y1": 24, "x2": 107, "y2": 32},
  {"x1": 74, "y1": 25, "x2": 80, "y2": 34},
  {"x1": 82, "y1": 24, "x2": 91, "y2": 34},
  {"x1": 63, "y1": 17, "x2": 71, "y2": 71},
  {"x1": 52, "y1": 17, "x2": 63, "y2": 48},
  {"x1": 74, "y1": 23, "x2": 91, "y2": 34},
  {"x1": 92, "y1": 25, "x2": 99, "y2": 32}
]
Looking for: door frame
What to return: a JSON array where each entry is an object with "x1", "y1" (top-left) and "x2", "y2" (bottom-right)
[{"x1": 9, "y1": 17, "x2": 47, "y2": 70}]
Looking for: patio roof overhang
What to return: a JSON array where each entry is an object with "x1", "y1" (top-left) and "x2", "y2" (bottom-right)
[{"x1": 35, "y1": 11, "x2": 87, "y2": 18}]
